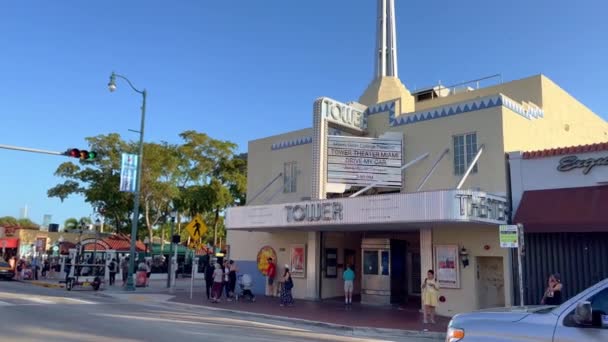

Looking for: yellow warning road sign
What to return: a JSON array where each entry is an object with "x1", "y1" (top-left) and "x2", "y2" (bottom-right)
[{"x1": 185, "y1": 214, "x2": 207, "y2": 241}]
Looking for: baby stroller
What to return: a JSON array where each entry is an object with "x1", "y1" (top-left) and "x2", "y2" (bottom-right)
[{"x1": 235, "y1": 274, "x2": 256, "y2": 302}]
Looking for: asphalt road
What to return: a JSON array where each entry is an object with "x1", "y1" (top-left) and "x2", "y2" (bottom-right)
[{"x1": 0, "y1": 281, "x2": 438, "y2": 342}]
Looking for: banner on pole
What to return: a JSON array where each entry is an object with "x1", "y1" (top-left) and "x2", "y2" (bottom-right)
[{"x1": 120, "y1": 153, "x2": 138, "y2": 192}]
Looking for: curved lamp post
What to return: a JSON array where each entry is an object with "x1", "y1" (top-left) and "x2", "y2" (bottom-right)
[{"x1": 108, "y1": 71, "x2": 147, "y2": 291}]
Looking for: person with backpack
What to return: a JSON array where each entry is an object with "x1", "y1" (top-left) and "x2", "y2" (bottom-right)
[
  {"x1": 108, "y1": 258, "x2": 117, "y2": 286},
  {"x1": 280, "y1": 265, "x2": 294, "y2": 307}
]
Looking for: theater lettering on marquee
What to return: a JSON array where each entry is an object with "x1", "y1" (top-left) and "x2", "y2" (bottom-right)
[{"x1": 285, "y1": 202, "x2": 344, "y2": 223}]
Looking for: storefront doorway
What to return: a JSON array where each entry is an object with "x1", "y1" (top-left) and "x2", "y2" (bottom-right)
[
  {"x1": 476, "y1": 256, "x2": 505, "y2": 309},
  {"x1": 390, "y1": 239, "x2": 408, "y2": 304}
]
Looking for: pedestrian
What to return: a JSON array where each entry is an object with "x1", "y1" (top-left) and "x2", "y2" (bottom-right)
[
  {"x1": 422, "y1": 269, "x2": 439, "y2": 324},
  {"x1": 145, "y1": 260, "x2": 152, "y2": 287},
  {"x1": 109, "y1": 258, "x2": 117, "y2": 286},
  {"x1": 32, "y1": 258, "x2": 39, "y2": 280},
  {"x1": 280, "y1": 265, "x2": 294, "y2": 307},
  {"x1": 541, "y1": 273, "x2": 563, "y2": 305},
  {"x1": 228, "y1": 260, "x2": 238, "y2": 298},
  {"x1": 121, "y1": 257, "x2": 129, "y2": 286},
  {"x1": 222, "y1": 260, "x2": 231, "y2": 300},
  {"x1": 211, "y1": 263, "x2": 223, "y2": 303},
  {"x1": 42, "y1": 259, "x2": 50, "y2": 279},
  {"x1": 266, "y1": 257, "x2": 276, "y2": 297},
  {"x1": 343, "y1": 264, "x2": 355, "y2": 308},
  {"x1": 204, "y1": 261, "x2": 214, "y2": 300}
]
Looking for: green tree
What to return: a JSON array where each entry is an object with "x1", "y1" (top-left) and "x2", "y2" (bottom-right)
[
  {"x1": 0, "y1": 216, "x2": 18, "y2": 226},
  {"x1": 64, "y1": 217, "x2": 79, "y2": 231},
  {"x1": 48, "y1": 133, "x2": 135, "y2": 233},
  {"x1": 17, "y1": 218, "x2": 38, "y2": 228}
]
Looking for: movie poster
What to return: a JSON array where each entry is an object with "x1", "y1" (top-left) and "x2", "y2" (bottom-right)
[
  {"x1": 435, "y1": 245, "x2": 460, "y2": 288},
  {"x1": 290, "y1": 244, "x2": 306, "y2": 278}
]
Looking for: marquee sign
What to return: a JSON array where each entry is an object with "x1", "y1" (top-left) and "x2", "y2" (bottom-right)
[
  {"x1": 326, "y1": 135, "x2": 402, "y2": 188},
  {"x1": 226, "y1": 190, "x2": 509, "y2": 230},
  {"x1": 318, "y1": 97, "x2": 366, "y2": 132}
]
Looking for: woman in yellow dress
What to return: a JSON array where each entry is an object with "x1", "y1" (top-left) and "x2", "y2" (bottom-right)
[{"x1": 422, "y1": 269, "x2": 440, "y2": 324}]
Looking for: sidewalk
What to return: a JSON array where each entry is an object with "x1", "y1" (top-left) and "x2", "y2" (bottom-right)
[
  {"x1": 169, "y1": 292, "x2": 449, "y2": 335},
  {"x1": 20, "y1": 277, "x2": 448, "y2": 339}
]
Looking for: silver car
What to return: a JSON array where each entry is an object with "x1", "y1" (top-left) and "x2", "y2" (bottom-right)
[{"x1": 446, "y1": 278, "x2": 608, "y2": 341}]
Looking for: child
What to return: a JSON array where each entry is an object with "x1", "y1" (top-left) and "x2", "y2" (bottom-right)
[{"x1": 422, "y1": 269, "x2": 439, "y2": 324}]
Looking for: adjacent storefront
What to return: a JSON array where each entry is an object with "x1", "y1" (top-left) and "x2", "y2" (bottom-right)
[{"x1": 509, "y1": 142, "x2": 608, "y2": 305}]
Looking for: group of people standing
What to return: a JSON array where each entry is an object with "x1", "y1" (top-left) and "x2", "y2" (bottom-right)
[{"x1": 205, "y1": 259, "x2": 239, "y2": 303}]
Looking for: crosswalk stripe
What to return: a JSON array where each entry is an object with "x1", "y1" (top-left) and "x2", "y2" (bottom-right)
[
  {"x1": 0, "y1": 300, "x2": 14, "y2": 306},
  {"x1": 64, "y1": 298, "x2": 96, "y2": 304},
  {"x1": 24, "y1": 297, "x2": 55, "y2": 304}
]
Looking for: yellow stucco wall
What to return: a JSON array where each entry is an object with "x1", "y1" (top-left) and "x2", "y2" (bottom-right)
[
  {"x1": 366, "y1": 107, "x2": 508, "y2": 194},
  {"x1": 359, "y1": 77, "x2": 415, "y2": 114},
  {"x1": 247, "y1": 128, "x2": 313, "y2": 205},
  {"x1": 502, "y1": 76, "x2": 608, "y2": 152},
  {"x1": 432, "y1": 225, "x2": 512, "y2": 317}
]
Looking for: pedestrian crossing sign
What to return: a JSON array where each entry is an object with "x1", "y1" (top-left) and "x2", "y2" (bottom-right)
[{"x1": 185, "y1": 214, "x2": 207, "y2": 241}]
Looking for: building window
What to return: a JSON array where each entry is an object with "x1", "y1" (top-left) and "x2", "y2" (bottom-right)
[
  {"x1": 453, "y1": 133, "x2": 478, "y2": 175},
  {"x1": 283, "y1": 161, "x2": 297, "y2": 193}
]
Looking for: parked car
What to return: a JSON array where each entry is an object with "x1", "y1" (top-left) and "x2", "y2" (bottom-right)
[
  {"x1": 446, "y1": 278, "x2": 608, "y2": 341},
  {"x1": 0, "y1": 260, "x2": 15, "y2": 280}
]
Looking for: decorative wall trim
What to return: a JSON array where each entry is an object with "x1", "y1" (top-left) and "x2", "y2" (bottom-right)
[
  {"x1": 271, "y1": 136, "x2": 313, "y2": 151},
  {"x1": 366, "y1": 94, "x2": 546, "y2": 127}
]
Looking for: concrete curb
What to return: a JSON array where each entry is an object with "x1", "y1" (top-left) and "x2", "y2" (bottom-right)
[
  {"x1": 164, "y1": 300, "x2": 446, "y2": 340},
  {"x1": 14, "y1": 279, "x2": 65, "y2": 289}
]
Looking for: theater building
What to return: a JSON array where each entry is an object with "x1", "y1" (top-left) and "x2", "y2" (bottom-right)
[
  {"x1": 226, "y1": 0, "x2": 608, "y2": 316},
  {"x1": 509, "y1": 143, "x2": 608, "y2": 305}
]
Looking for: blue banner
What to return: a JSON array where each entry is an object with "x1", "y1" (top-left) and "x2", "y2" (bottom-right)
[{"x1": 120, "y1": 153, "x2": 138, "y2": 192}]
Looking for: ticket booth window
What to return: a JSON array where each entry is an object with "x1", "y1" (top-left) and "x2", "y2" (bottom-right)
[{"x1": 363, "y1": 251, "x2": 379, "y2": 275}]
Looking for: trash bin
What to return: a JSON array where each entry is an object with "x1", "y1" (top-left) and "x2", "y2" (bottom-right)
[{"x1": 136, "y1": 270, "x2": 147, "y2": 287}]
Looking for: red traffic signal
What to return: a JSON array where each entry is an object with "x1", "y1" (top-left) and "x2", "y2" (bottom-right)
[{"x1": 65, "y1": 149, "x2": 97, "y2": 160}]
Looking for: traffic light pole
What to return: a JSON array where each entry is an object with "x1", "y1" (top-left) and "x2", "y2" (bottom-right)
[{"x1": 0, "y1": 144, "x2": 65, "y2": 156}]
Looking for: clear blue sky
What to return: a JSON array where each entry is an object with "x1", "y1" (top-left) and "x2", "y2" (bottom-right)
[{"x1": 1, "y1": 0, "x2": 606, "y2": 227}]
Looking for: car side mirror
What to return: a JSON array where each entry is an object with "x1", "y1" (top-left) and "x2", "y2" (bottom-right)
[{"x1": 573, "y1": 301, "x2": 593, "y2": 325}]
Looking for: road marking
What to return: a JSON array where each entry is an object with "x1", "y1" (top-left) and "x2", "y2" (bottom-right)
[
  {"x1": 24, "y1": 297, "x2": 55, "y2": 304},
  {"x1": 64, "y1": 298, "x2": 96, "y2": 304},
  {"x1": 0, "y1": 300, "x2": 14, "y2": 306}
]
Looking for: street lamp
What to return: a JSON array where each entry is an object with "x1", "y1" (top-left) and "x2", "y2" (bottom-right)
[{"x1": 108, "y1": 71, "x2": 147, "y2": 291}]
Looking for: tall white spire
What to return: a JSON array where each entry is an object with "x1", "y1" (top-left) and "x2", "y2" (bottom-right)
[{"x1": 375, "y1": 0, "x2": 398, "y2": 78}]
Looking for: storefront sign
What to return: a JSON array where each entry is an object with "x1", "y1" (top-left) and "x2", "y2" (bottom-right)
[
  {"x1": 557, "y1": 155, "x2": 608, "y2": 175},
  {"x1": 319, "y1": 97, "x2": 366, "y2": 131},
  {"x1": 285, "y1": 202, "x2": 343, "y2": 222},
  {"x1": 327, "y1": 135, "x2": 402, "y2": 187},
  {"x1": 455, "y1": 193, "x2": 508, "y2": 222},
  {"x1": 499, "y1": 225, "x2": 519, "y2": 248}
]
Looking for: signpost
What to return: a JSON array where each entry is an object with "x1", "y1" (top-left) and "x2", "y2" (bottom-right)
[
  {"x1": 500, "y1": 224, "x2": 525, "y2": 306},
  {"x1": 185, "y1": 214, "x2": 207, "y2": 251}
]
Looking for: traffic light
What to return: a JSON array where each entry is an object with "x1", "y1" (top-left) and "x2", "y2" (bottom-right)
[{"x1": 65, "y1": 148, "x2": 97, "y2": 160}]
